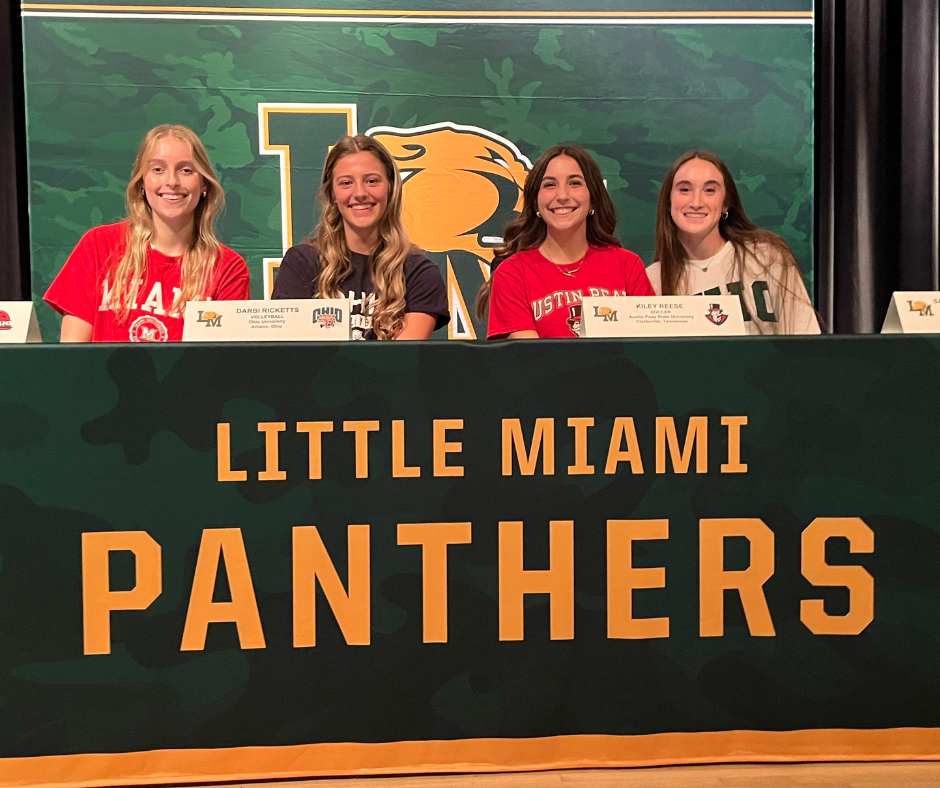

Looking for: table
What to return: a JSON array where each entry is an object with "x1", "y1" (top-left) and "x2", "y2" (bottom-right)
[{"x1": 1, "y1": 337, "x2": 938, "y2": 787}]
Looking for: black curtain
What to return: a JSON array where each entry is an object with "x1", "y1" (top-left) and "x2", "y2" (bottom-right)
[
  {"x1": 817, "y1": 0, "x2": 940, "y2": 333},
  {"x1": 0, "y1": 0, "x2": 29, "y2": 301}
]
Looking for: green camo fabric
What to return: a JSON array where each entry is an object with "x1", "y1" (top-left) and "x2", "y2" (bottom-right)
[
  {"x1": 0, "y1": 335, "x2": 938, "y2": 757},
  {"x1": 23, "y1": 1, "x2": 814, "y2": 340}
]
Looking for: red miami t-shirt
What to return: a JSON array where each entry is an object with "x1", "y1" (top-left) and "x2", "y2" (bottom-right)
[
  {"x1": 487, "y1": 245, "x2": 654, "y2": 338},
  {"x1": 44, "y1": 222, "x2": 250, "y2": 342}
]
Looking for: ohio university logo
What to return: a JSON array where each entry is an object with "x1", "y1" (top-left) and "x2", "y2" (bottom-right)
[
  {"x1": 312, "y1": 306, "x2": 343, "y2": 328},
  {"x1": 0, "y1": 309, "x2": 11, "y2": 330},
  {"x1": 259, "y1": 106, "x2": 532, "y2": 339}
]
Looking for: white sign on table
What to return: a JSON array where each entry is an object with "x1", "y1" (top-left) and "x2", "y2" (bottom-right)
[
  {"x1": 881, "y1": 292, "x2": 940, "y2": 333},
  {"x1": 578, "y1": 295, "x2": 746, "y2": 338},
  {"x1": 0, "y1": 301, "x2": 42, "y2": 344},
  {"x1": 182, "y1": 298, "x2": 352, "y2": 342}
]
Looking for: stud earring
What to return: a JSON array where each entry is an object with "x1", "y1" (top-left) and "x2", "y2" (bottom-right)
[{"x1": 202, "y1": 191, "x2": 207, "y2": 198}]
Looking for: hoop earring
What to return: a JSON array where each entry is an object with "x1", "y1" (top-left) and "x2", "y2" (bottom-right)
[
  {"x1": 723, "y1": 210, "x2": 729, "y2": 220},
  {"x1": 536, "y1": 211, "x2": 541, "y2": 218},
  {"x1": 589, "y1": 209, "x2": 595, "y2": 216}
]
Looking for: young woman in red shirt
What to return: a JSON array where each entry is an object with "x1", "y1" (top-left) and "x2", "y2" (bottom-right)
[
  {"x1": 44, "y1": 124, "x2": 249, "y2": 342},
  {"x1": 480, "y1": 143, "x2": 653, "y2": 339}
]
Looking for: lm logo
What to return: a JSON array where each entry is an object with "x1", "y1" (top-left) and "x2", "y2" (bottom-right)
[
  {"x1": 312, "y1": 306, "x2": 343, "y2": 327},
  {"x1": 908, "y1": 300, "x2": 935, "y2": 316},
  {"x1": 594, "y1": 306, "x2": 618, "y2": 322},
  {"x1": 197, "y1": 310, "x2": 223, "y2": 327}
]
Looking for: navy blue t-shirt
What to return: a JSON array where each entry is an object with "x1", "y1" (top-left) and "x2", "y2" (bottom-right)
[{"x1": 272, "y1": 244, "x2": 450, "y2": 340}]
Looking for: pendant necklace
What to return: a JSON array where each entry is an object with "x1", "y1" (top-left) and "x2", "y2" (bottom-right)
[
  {"x1": 559, "y1": 257, "x2": 587, "y2": 277},
  {"x1": 543, "y1": 247, "x2": 589, "y2": 277}
]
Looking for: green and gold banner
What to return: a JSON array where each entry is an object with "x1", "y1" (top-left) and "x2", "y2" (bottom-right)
[
  {"x1": 1, "y1": 335, "x2": 940, "y2": 786},
  {"x1": 22, "y1": 1, "x2": 813, "y2": 340}
]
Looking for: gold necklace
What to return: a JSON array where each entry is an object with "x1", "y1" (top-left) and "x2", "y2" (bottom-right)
[
  {"x1": 559, "y1": 259, "x2": 587, "y2": 277},
  {"x1": 542, "y1": 247, "x2": 589, "y2": 277}
]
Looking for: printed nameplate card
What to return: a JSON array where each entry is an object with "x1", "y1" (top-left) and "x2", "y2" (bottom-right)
[
  {"x1": 0, "y1": 301, "x2": 42, "y2": 344},
  {"x1": 182, "y1": 298, "x2": 352, "y2": 342},
  {"x1": 579, "y1": 295, "x2": 746, "y2": 338},
  {"x1": 881, "y1": 292, "x2": 940, "y2": 333}
]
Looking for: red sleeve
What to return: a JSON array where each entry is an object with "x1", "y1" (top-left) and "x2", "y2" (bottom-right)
[
  {"x1": 487, "y1": 258, "x2": 535, "y2": 338},
  {"x1": 43, "y1": 225, "x2": 114, "y2": 324},
  {"x1": 622, "y1": 250, "x2": 655, "y2": 296},
  {"x1": 210, "y1": 247, "x2": 251, "y2": 301}
]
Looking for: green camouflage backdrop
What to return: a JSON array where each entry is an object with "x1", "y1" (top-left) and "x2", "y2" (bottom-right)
[{"x1": 21, "y1": 0, "x2": 814, "y2": 340}]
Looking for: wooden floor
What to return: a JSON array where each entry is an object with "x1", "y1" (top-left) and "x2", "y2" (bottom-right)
[{"x1": 198, "y1": 762, "x2": 940, "y2": 788}]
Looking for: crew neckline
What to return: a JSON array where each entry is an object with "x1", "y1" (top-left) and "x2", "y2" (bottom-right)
[{"x1": 533, "y1": 245, "x2": 593, "y2": 267}]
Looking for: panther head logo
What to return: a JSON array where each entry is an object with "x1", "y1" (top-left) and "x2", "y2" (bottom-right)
[
  {"x1": 367, "y1": 123, "x2": 532, "y2": 339},
  {"x1": 367, "y1": 122, "x2": 531, "y2": 258}
]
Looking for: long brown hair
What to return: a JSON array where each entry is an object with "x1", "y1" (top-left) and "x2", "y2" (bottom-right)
[
  {"x1": 475, "y1": 143, "x2": 620, "y2": 317},
  {"x1": 307, "y1": 134, "x2": 414, "y2": 340},
  {"x1": 111, "y1": 125, "x2": 224, "y2": 321},
  {"x1": 655, "y1": 150, "x2": 815, "y2": 332}
]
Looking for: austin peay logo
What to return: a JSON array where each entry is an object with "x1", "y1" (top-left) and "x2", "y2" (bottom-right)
[
  {"x1": 593, "y1": 305, "x2": 618, "y2": 322},
  {"x1": 706, "y1": 304, "x2": 729, "y2": 325},
  {"x1": 312, "y1": 306, "x2": 343, "y2": 328},
  {"x1": 197, "y1": 310, "x2": 223, "y2": 327},
  {"x1": 908, "y1": 300, "x2": 935, "y2": 317},
  {"x1": 566, "y1": 305, "x2": 582, "y2": 336},
  {"x1": 0, "y1": 309, "x2": 11, "y2": 331}
]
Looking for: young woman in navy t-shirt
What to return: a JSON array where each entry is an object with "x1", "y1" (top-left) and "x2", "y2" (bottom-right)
[{"x1": 272, "y1": 134, "x2": 449, "y2": 340}]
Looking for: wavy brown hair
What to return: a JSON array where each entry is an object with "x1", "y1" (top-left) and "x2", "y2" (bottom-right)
[
  {"x1": 110, "y1": 125, "x2": 224, "y2": 321},
  {"x1": 655, "y1": 150, "x2": 816, "y2": 333},
  {"x1": 475, "y1": 143, "x2": 620, "y2": 317},
  {"x1": 307, "y1": 135, "x2": 414, "y2": 340}
]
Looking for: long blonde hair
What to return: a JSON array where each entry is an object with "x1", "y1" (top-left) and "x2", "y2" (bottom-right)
[
  {"x1": 309, "y1": 135, "x2": 414, "y2": 340},
  {"x1": 110, "y1": 125, "x2": 225, "y2": 321}
]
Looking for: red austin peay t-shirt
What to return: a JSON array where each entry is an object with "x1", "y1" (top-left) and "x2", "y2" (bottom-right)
[
  {"x1": 44, "y1": 222, "x2": 250, "y2": 342},
  {"x1": 487, "y1": 245, "x2": 654, "y2": 338}
]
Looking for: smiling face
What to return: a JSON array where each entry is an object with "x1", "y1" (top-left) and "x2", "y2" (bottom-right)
[
  {"x1": 537, "y1": 154, "x2": 591, "y2": 239},
  {"x1": 142, "y1": 135, "x2": 205, "y2": 232},
  {"x1": 332, "y1": 150, "x2": 390, "y2": 252},
  {"x1": 669, "y1": 158, "x2": 727, "y2": 251}
]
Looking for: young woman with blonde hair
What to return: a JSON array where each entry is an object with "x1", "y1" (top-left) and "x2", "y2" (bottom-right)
[
  {"x1": 44, "y1": 124, "x2": 250, "y2": 342},
  {"x1": 647, "y1": 150, "x2": 819, "y2": 334},
  {"x1": 272, "y1": 134, "x2": 448, "y2": 340},
  {"x1": 480, "y1": 143, "x2": 653, "y2": 339}
]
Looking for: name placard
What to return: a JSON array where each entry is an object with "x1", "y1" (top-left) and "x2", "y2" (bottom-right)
[
  {"x1": 881, "y1": 292, "x2": 940, "y2": 333},
  {"x1": 182, "y1": 299, "x2": 352, "y2": 342},
  {"x1": 0, "y1": 301, "x2": 42, "y2": 344},
  {"x1": 578, "y1": 295, "x2": 746, "y2": 337}
]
